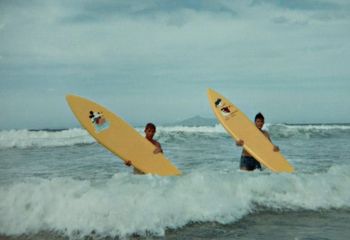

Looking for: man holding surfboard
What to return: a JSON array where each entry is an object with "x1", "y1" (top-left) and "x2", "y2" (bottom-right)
[
  {"x1": 236, "y1": 113, "x2": 280, "y2": 171},
  {"x1": 125, "y1": 123, "x2": 163, "y2": 174},
  {"x1": 144, "y1": 123, "x2": 163, "y2": 154},
  {"x1": 208, "y1": 89, "x2": 293, "y2": 173}
]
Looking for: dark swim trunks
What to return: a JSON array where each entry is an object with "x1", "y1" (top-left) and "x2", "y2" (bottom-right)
[{"x1": 240, "y1": 156, "x2": 262, "y2": 171}]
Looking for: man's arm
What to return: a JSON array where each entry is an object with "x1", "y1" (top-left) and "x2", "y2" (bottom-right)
[
  {"x1": 264, "y1": 131, "x2": 279, "y2": 152},
  {"x1": 153, "y1": 141, "x2": 163, "y2": 154}
]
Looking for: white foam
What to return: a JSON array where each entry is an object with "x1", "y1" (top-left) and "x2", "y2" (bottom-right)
[
  {"x1": 1, "y1": 165, "x2": 350, "y2": 238},
  {"x1": 0, "y1": 129, "x2": 95, "y2": 149},
  {"x1": 156, "y1": 124, "x2": 226, "y2": 133},
  {"x1": 0, "y1": 126, "x2": 226, "y2": 149},
  {"x1": 266, "y1": 123, "x2": 350, "y2": 138},
  {"x1": 1, "y1": 124, "x2": 349, "y2": 149}
]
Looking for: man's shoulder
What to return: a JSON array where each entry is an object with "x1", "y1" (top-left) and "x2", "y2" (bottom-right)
[
  {"x1": 262, "y1": 130, "x2": 270, "y2": 136},
  {"x1": 151, "y1": 139, "x2": 161, "y2": 146}
]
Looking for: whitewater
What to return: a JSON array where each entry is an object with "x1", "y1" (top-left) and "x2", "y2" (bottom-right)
[{"x1": 1, "y1": 123, "x2": 350, "y2": 239}]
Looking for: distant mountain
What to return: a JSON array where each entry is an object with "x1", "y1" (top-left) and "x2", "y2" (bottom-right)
[{"x1": 174, "y1": 115, "x2": 218, "y2": 126}]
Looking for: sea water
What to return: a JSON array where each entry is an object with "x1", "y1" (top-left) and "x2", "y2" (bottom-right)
[{"x1": 1, "y1": 124, "x2": 350, "y2": 239}]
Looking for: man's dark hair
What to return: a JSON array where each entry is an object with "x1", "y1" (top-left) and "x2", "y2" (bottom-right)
[
  {"x1": 255, "y1": 112, "x2": 264, "y2": 121},
  {"x1": 145, "y1": 122, "x2": 156, "y2": 130}
]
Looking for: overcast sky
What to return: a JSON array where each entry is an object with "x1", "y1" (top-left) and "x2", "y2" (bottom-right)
[{"x1": 1, "y1": 0, "x2": 350, "y2": 129}]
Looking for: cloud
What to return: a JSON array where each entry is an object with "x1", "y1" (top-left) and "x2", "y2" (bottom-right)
[
  {"x1": 1, "y1": 0, "x2": 349, "y2": 77},
  {"x1": 251, "y1": 0, "x2": 341, "y2": 11},
  {"x1": 57, "y1": 0, "x2": 238, "y2": 26},
  {"x1": 1, "y1": 0, "x2": 350, "y2": 128}
]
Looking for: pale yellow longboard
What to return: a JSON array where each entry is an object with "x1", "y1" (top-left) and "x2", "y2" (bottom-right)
[
  {"x1": 207, "y1": 89, "x2": 294, "y2": 173},
  {"x1": 66, "y1": 95, "x2": 181, "y2": 176}
]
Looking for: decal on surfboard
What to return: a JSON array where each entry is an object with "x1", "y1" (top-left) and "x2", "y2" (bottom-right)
[
  {"x1": 214, "y1": 98, "x2": 238, "y2": 120},
  {"x1": 89, "y1": 110, "x2": 110, "y2": 132}
]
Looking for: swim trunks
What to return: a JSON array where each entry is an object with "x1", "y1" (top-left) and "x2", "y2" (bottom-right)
[{"x1": 240, "y1": 155, "x2": 262, "y2": 171}]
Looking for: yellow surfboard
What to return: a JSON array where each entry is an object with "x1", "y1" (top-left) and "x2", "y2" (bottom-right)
[
  {"x1": 207, "y1": 89, "x2": 294, "y2": 173},
  {"x1": 66, "y1": 95, "x2": 181, "y2": 176}
]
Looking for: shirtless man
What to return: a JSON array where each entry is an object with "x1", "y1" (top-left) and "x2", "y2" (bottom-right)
[
  {"x1": 236, "y1": 113, "x2": 279, "y2": 171},
  {"x1": 143, "y1": 123, "x2": 163, "y2": 154},
  {"x1": 125, "y1": 123, "x2": 162, "y2": 173}
]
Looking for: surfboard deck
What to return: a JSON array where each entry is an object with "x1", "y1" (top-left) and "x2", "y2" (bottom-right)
[
  {"x1": 66, "y1": 95, "x2": 181, "y2": 176},
  {"x1": 207, "y1": 89, "x2": 294, "y2": 173}
]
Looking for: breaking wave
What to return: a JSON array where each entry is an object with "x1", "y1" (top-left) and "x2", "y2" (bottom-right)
[
  {"x1": 0, "y1": 165, "x2": 349, "y2": 238},
  {"x1": 1, "y1": 124, "x2": 349, "y2": 149}
]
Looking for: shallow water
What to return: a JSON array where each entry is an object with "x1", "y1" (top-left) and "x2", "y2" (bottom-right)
[{"x1": 1, "y1": 124, "x2": 350, "y2": 239}]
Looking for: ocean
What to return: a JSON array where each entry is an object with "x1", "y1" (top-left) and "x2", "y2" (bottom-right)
[{"x1": 1, "y1": 123, "x2": 350, "y2": 240}]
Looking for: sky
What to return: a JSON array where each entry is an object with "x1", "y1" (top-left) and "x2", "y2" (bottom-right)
[{"x1": 1, "y1": 0, "x2": 350, "y2": 129}]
